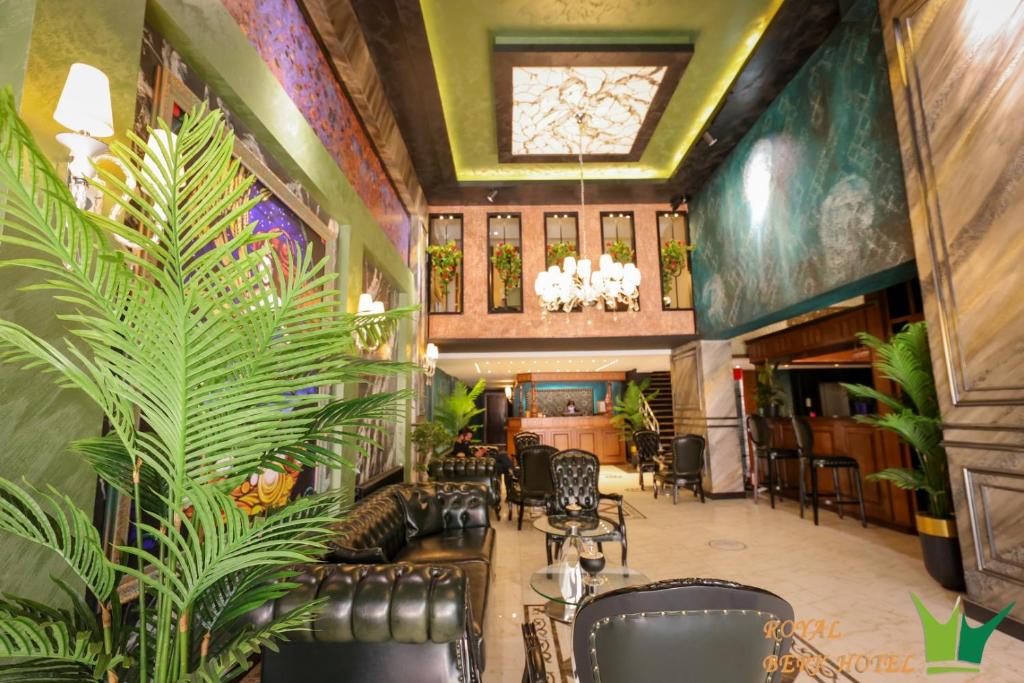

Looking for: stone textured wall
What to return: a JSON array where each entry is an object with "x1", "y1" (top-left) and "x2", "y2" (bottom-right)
[{"x1": 689, "y1": 14, "x2": 913, "y2": 338}]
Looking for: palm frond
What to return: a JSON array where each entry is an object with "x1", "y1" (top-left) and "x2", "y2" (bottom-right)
[
  {"x1": 0, "y1": 660, "x2": 96, "y2": 682},
  {"x1": 865, "y1": 467, "x2": 926, "y2": 490},
  {"x1": 0, "y1": 611, "x2": 101, "y2": 668},
  {"x1": 839, "y1": 382, "x2": 906, "y2": 413},
  {"x1": 0, "y1": 477, "x2": 115, "y2": 600},
  {"x1": 434, "y1": 379, "x2": 486, "y2": 435}
]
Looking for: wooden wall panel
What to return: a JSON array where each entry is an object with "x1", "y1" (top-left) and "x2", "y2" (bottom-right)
[{"x1": 880, "y1": 0, "x2": 1024, "y2": 628}]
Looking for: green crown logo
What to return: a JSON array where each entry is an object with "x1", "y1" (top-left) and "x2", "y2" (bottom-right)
[{"x1": 911, "y1": 593, "x2": 1014, "y2": 674}]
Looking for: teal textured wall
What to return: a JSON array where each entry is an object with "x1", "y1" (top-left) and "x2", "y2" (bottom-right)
[{"x1": 690, "y1": 14, "x2": 913, "y2": 338}]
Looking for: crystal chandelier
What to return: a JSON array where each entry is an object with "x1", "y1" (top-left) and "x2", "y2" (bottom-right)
[{"x1": 533, "y1": 113, "x2": 641, "y2": 312}]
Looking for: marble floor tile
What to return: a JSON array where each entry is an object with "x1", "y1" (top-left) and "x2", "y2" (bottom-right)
[{"x1": 484, "y1": 470, "x2": 1024, "y2": 682}]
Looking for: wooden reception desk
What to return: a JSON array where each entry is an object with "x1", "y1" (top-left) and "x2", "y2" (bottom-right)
[{"x1": 506, "y1": 415, "x2": 625, "y2": 464}]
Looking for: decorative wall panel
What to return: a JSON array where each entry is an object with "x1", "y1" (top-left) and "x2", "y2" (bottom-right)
[
  {"x1": 220, "y1": 0, "x2": 411, "y2": 262},
  {"x1": 690, "y1": 15, "x2": 913, "y2": 338}
]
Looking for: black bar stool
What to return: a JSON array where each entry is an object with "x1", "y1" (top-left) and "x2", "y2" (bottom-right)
[
  {"x1": 746, "y1": 414, "x2": 801, "y2": 508},
  {"x1": 791, "y1": 416, "x2": 867, "y2": 527}
]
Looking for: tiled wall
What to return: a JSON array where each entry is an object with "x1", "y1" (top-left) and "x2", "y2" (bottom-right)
[
  {"x1": 220, "y1": 0, "x2": 411, "y2": 263},
  {"x1": 689, "y1": 14, "x2": 913, "y2": 338}
]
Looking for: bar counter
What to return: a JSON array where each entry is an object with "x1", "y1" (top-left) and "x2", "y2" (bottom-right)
[{"x1": 507, "y1": 415, "x2": 625, "y2": 464}]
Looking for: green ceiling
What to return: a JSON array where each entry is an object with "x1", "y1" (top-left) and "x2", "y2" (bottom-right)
[{"x1": 420, "y1": 0, "x2": 784, "y2": 183}]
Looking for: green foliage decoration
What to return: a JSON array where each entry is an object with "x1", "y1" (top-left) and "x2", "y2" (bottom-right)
[
  {"x1": 545, "y1": 241, "x2": 577, "y2": 268},
  {"x1": 490, "y1": 242, "x2": 521, "y2": 289},
  {"x1": 611, "y1": 379, "x2": 658, "y2": 441}
]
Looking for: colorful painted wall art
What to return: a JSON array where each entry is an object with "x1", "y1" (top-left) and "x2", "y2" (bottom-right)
[{"x1": 689, "y1": 16, "x2": 914, "y2": 338}]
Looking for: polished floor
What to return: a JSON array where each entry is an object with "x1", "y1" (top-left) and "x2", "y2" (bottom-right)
[{"x1": 484, "y1": 467, "x2": 1024, "y2": 682}]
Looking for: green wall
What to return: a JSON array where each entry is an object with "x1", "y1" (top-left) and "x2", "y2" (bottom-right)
[
  {"x1": 689, "y1": 11, "x2": 914, "y2": 338},
  {"x1": 0, "y1": 0, "x2": 146, "y2": 603}
]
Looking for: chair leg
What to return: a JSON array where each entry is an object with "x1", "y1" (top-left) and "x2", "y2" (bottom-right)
[
  {"x1": 653, "y1": 480, "x2": 659, "y2": 499},
  {"x1": 798, "y1": 457, "x2": 806, "y2": 519},
  {"x1": 546, "y1": 536, "x2": 553, "y2": 565},
  {"x1": 517, "y1": 502, "x2": 525, "y2": 530},
  {"x1": 811, "y1": 466, "x2": 820, "y2": 526},
  {"x1": 853, "y1": 467, "x2": 867, "y2": 528},
  {"x1": 620, "y1": 530, "x2": 628, "y2": 566},
  {"x1": 639, "y1": 467, "x2": 645, "y2": 491},
  {"x1": 673, "y1": 484, "x2": 678, "y2": 505},
  {"x1": 832, "y1": 468, "x2": 844, "y2": 519},
  {"x1": 766, "y1": 456, "x2": 776, "y2": 509},
  {"x1": 698, "y1": 480, "x2": 705, "y2": 504}
]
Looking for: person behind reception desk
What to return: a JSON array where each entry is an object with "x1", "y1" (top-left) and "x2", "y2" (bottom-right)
[
  {"x1": 453, "y1": 427, "x2": 515, "y2": 499},
  {"x1": 563, "y1": 399, "x2": 579, "y2": 416}
]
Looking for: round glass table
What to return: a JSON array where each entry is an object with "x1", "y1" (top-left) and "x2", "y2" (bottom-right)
[
  {"x1": 529, "y1": 564, "x2": 650, "y2": 622},
  {"x1": 532, "y1": 514, "x2": 615, "y2": 537}
]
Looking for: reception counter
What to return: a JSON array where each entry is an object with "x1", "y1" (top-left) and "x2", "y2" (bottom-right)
[{"x1": 507, "y1": 415, "x2": 625, "y2": 464}]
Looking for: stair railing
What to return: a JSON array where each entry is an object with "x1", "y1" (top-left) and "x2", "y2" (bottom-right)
[{"x1": 640, "y1": 393, "x2": 659, "y2": 432}]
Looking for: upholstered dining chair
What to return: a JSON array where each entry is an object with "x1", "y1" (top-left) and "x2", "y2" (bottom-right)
[
  {"x1": 631, "y1": 429, "x2": 661, "y2": 491},
  {"x1": 746, "y1": 414, "x2": 801, "y2": 508},
  {"x1": 654, "y1": 434, "x2": 706, "y2": 504},
  {"x1": 548, "y1": 449, "x2": 627, "y2": 565},
  {"x1": 792, "y1": 417, "x2": 867, "y2": 527},
  {"x1": 513, "y1": 431, "x2": 541, "y2": 455},
  {"x1": 507, "y1": 444, "x2": 558, "y2": 530},
  {"x1": 566, "y1": 578, "x2": 795, "y2": 683}
]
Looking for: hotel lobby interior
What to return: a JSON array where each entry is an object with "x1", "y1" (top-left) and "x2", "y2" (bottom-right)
[{"x1": 2, "y1": 0, "x2": 1024, "y2": 681}]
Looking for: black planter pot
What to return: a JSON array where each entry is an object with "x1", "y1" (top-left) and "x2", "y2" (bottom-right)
[{"x1": 917, "y1": 514, "x2": 966, "y2": 592}]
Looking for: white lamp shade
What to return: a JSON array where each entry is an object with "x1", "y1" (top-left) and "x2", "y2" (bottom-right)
[
  {"x1": 577, "y1": 258, "x2": 592, "y2": 279},
  {"x1": 425, "y1": 343, "x2": 439, "y2": 360},
  {"x1": 370, "y1": 301, "x2": 385, "y2": 314},
  {"x1": 504, "y1": 386, "x2": 513, "y2": 400},
  {"x1": 548, "y1": 265, "x2": 560, "y2": 276},
  {"x1": 623, "y1": 263, "x2": 641, "y2": 287},
  {"x1": 611, "y1": 262, "x2": 625, "y2": 280},
  {"x1": 590, "y1": 271, "x2": 604, "y2": 287},
  {"x1": 534, "y1": 271, "x2": 550, "y2": 295},
  {"x1": 599, "y1": 254, "x2": 613, "y2": 272},
  {"x1": 53, "y1": 63, "x2": 114, "y2": 138},
  {"x1": 357, "y1": 293, "x2": 374, "y2": 313},
  {"x1": 563, "y1": 256, "x2": 577, "y2": 275}
]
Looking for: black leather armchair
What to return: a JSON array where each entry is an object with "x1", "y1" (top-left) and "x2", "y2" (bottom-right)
[
  {"x1": 655, "y1": 434, "x2": 706, "y2": 504},
  {"x1": 548, "y1": 449, "x2": 627, "y2": 565},
  {"x1": 253, "y1": 563, "x2": 480, "y2": 683},
  {"x1": 428, "y1": 455, "x2": 502, "y2": 516},
  {"x1": 632, "y1": 429, "x2": 661, "y2": 491},
  {"x1": 507, "y1": 444, "x2": 557, "y2": 530},
  {"x1": 513, "y1": 431, "x2": 541, "y2": 454},
  {"x1": 566, "y1": 578, "x2": 795, "y2": 683}
]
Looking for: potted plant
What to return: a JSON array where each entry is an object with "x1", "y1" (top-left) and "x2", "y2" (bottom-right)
[
  {"x1": 660, "y1": 238, "x2": 694, "y2": 292},
  {"x1": 606, "y1": 239, "x2": 634, "y2": 265},
  {"x1": 434, "y1": 378, "x2": 486, "y2": 437},
  {"x1": 0, "y1": 96, "x2": 411, "y2": 680},
  {"x1": 841, "y1": 322, "x2": 963, "y2": 590},
  {"x1": 611, "y1": 379, "x2": 658, "y2": 464},
  {"x1": 426, "y1": 240, "x2": 462, "y2": 306},
  {"x1": 411, "y1": 420, "x2": 454, "y2": 474},
  {"x1": 490, "y1": 242, "x2": 522, "y2": 289},
  {"x1": 755, "y1": 363, "x2": 785, "y2": 417},
  {"x1": 546, "y1": 240, "x2": 577, "y2": 268}
]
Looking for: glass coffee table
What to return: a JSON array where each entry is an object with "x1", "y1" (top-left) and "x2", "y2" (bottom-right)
[
  {"x1": 529, "y1": 563, "x2": 649, "y2": 623},
  {"x1": 533, "y1": 513, "x2": 615, "y2": 538}
]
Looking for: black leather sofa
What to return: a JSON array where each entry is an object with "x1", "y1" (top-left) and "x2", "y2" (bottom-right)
[
  {"x1": 252, "y1": 482, "x2": 494, "y2": 683},
  {"x1": 427, "y1": 455, "x2": 502, "y2": 515}
]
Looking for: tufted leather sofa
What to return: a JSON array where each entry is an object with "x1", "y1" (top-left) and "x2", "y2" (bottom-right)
[
  {"x1": 427, "y1": 456, "x2": 501, "y2": 515},
  {"x1": 255, "y1": 482, "x2": 494, "y2": 682}
]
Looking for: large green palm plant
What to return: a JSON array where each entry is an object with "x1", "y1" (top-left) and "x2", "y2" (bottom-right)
[
  {"x1": 841, "y1": 322, "x2": 951, "y2": 519},
  {"x1": 433, "y1": 378, "x2": 485, "y2": 437},
  {"x1": 611, "y1": 378, "x2": 658, "y2": 441},
  {"x1": 0, "y1": 90, "x2": 411, "y2": 681}
]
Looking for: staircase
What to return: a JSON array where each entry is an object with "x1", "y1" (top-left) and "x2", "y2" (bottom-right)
[{"x1": 647, "y1": 371, "x2": 675, "y2": 451}]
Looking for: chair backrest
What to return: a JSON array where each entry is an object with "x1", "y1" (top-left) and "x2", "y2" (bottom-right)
[
  {"x1": 550, "y1": 449, "x2": 600, "y2": 514},
  {"x1": 519, "y1": 444, "x2": 558, "y2": 495},
  {"x1": 791, "y1": 416, "x2": 813, "y2": 455},
  {"x1": 632, "y1": 429, "x2": 661, "y2": 463},
  {"x1": 572, "y1": 578, "x2": 795, "y2": 683},
  {"x1": 746, "y1": 414, "x2": 771, "y2": 450},
  {"x1": 514, "y1": 431, "x2": 541, "y2": 453},
  {"x1": 671, "y1": 434, "x2": 705, "y2": 476}
]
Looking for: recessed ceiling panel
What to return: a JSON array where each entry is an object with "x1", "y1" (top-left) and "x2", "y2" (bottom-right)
[{"x1": 511, "y1": 65, "x2": 666, "y2": 157}]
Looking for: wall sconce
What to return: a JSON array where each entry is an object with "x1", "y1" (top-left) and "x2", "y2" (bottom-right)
[
  {"x1": 53, "y1": 63, "x2": 114, "y2": 210},
  {"x1": 353, "y1": 292, "x2": 386, "y2": 352},
  {"x1": 423, "y1": 343, "x2": 439, "y2": 384},
  {"x1": 504, "y1": 385, "x2": 513, "y2": 401}
]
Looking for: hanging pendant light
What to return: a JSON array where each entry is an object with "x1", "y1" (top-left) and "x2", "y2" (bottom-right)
[{"x1": 533, "y1": 112, "x2": 640, "y2": 312}]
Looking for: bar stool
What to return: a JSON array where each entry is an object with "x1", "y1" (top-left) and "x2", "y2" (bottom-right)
[
  {"x1": 791, "y1": 416, "x2": 867, "y2": 527},
  {"x1": 746, "y1": 414, "x2": 801, "y2": 508}
]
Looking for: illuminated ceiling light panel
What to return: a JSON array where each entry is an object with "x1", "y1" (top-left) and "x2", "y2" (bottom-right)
[{"x1": 511, "y1": 66, "x2": 666, "y2": 156}]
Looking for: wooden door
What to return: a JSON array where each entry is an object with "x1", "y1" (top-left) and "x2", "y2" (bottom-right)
[
  {"x1": 483, "y1": 391, "x2": 508, "y2": 445},
  {"x1": 880, "y1": 0, "x2": 1024, "y2": 627}
]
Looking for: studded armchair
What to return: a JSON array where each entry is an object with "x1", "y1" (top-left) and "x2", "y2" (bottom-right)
[
  {"x1": 547, "y1": 449, "x2": 627, "y2": 565},
  {"x1": 513, "y1": 431, "x2": 541, "y2": 455},
  {"x1": 507, "y1": 444, "x2": 558, "y2": 530},
  {"x1": 569, "y1": 578, "x2": 795, "y2": 683},
  {"x1": 632, "y1": 429, "x2": 661, "y2": 491},
  {"x1": 655, "y1": 434, "x2": 706, "y2": 504},
  {"x1": 428, "y1": 456, "x2": 502, "y2": 516}
]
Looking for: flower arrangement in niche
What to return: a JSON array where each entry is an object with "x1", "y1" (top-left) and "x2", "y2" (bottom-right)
[
  {"x1": 491, "y1": 242, "x2": 522, "y2": 289},
  {"x1": 426, "y1": 240, "x2": 463, "y2": 296},
  {"x1": 660, "y1": 238, "x2": 695, "y2": 289},
  {"x1": 546, "y1": 240, "x2": 577, "y2": 268},
  {"x1": 606, "y1": 239, "x2": 634, "y2": 265}
]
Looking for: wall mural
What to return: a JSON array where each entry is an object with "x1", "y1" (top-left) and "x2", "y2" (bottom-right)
[
  {"x1": 356, "y1": 256, "x2": 402, "y2": 486},
  {"x1": 220, "y1": 0, "x2": 412, "y2": 263},
  {"x1": 689, "y1": 16, "x2": 914, "y2": 338}
]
